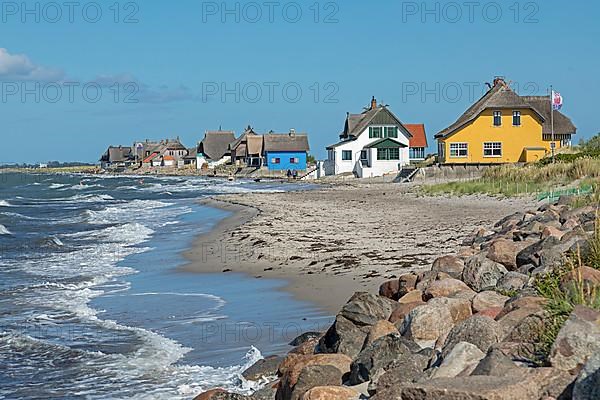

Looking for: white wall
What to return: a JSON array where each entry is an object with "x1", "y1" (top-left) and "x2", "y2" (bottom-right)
[{"x1": 326, "y1": 125, "x2": 410, "y2": 177}]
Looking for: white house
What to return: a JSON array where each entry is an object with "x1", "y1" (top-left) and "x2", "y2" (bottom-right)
[
  {"x1": 324, "y1": 97, "x2": 425, "y2": 178},
  {"x1": 196, "y1": 130, "x2": 236, "y2": 169}
]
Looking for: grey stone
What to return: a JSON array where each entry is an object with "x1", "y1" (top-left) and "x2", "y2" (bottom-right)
[{"x1": 462, "y1": 254, "x2": 508, "y2": 292}]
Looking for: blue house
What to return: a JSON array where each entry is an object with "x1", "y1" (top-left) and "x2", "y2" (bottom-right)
[{"x1": 263, "y1": 130, "x2": 310, "y2": 171}]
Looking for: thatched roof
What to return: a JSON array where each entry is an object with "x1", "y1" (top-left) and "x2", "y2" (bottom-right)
[
  {"x1": 100, "y1": 146, "x2": 134, "y2": 162},
  {"x1": 198, "y1": 130, "x2": 236, "y2": 160},
  {"x1": 436, "y1": 79, "x2": 576, "y2": 138},
  {"x1": 263, "y1": 133, "x2": 310, "y2": 152},
  {"x1": 522, "y1": 96, "x2": 577, "y2": 136}
]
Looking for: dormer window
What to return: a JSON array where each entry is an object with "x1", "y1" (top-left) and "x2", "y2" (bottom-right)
[
  {"x1": 513, "y1": 111, "x2": 521, "y2": 126},
  {"x1": 384, "y1": 127, "x2": 398, "y2": 138},
  {"x1": 369, "y1": 127, "x2": 382, "y2": 138},
  {"x1": 493, "y1": 111, "x2": 502, "y2": 126}
]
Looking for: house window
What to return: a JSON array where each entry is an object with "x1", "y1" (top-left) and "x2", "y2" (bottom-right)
[
  {"x1": 290, "y1": 157, "x2": 299, "y2": 164},
  {"x1": 410, "y1": 148, "x2": 425, "y2": 159},
  {"x1": 513, "y1": 111, "x2": 521, "y2": 126},
  {"x1": 493, "y1": 111, "x2": 502, "y2": 126},
  {"x1": 384, "y1": 127, "x2": 398, "y2": 138},
  {"x1": 377, "y1": 148, "x2": 400, "y2": 160},
  {"x1": 342, "y1": 150, "x2": 352, "y2": 161},
  {"x1": 271, "y1": 157, "x2": 281, "y2": 164},
  {"x1": 483, "y1": 142, "x2": 502, "y2": 157},
  {"x1": 360, "y1": 150, "x2": 368, "y2": 160},
  {"x1": 449, "y1": 143, "x2": 468, "y2": 158},
  {"x1": 369, "y1": 127, "x2": 382, "y2": 138}
]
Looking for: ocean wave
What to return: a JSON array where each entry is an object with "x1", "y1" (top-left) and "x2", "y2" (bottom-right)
[
  {"x1": 66, "y1": 193, "x2": 115, "y2": 202},
  {"x1": 49, "y1": 183, "x2": 69, "y2": 189},
  {"x1": 0, "y1": 200, "x2": 12, "y2": 207},
  {"x1": 0, "y1": 211, "x2": 37, "y2": 220},
  {"x1": 0, "y1": 224, "x2": 12, "y2": 235}
]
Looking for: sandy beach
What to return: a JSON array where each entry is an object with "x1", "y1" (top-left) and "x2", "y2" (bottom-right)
[{"x1": 183, "y1": 184, "x2": 537, "y2": 314}]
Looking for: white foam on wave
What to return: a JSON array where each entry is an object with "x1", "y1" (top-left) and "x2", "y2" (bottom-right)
[
  {"x1": 66, "y1": 194, "x2": 115, "y2": 202},
  {"x1": 0, "y1": 224, "x2": 12, "y2": 235},
  {"x1": 0, "y1": 200, "x2": 12, "y2": 207},
  {"x1": 49, "y1": 183, "x2": 69, "y2": 189},
  {"x1": 0, "y1": 211, "x2": 37, "y2": 220}
]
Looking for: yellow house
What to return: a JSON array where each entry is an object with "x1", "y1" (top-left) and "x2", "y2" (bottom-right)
[{"x1": 435, "y1": 78, "x2": 577, "y2": 164}]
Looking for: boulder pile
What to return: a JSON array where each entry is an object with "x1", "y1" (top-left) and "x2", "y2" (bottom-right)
[{"x1": 195, "y1": 200, "x2": 600, "y2": 400}]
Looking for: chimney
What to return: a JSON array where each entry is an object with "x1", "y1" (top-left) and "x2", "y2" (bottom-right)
[
  {"x1": 289, "y1": 128, "x2": 296, "y2": 137},
  {"x1": 371, "y1": 96, "x2": 377, "y2": 110},
  {"x1": 493, "y1": 76, "x2": 506, "y2": 87}
]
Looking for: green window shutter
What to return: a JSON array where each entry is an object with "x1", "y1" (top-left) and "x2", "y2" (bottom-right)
[{"x1": 369, "y1": 127, "x2": 373, "y2": 138}]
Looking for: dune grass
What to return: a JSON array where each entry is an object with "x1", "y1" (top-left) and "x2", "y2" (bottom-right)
[{"x1": 421, "y1": 158, "x2": 600, "y2": 197}]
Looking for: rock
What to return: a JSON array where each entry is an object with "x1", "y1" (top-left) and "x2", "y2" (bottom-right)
[
  {"x1": 290, "y1": 338, "x2": 319, "y2": 355},
  {"x1": 497, "y1": 296, "x2": 547, "y2": 319},
  {"x1": 416, "y1": 271, "x2": 453, "y2": 291},
  {"x1": 431, "y1": 341, "x2": 485, "y2": 378},
  {"x1": 340, "y1": 292, "x2": 394, "y2": 326},
  {"x1": 290, "y1": 332, "x2": 322, "y2": 347},
  {"x1": 496, "y1": 271, "x2": 529, "y2": 292},
  {"x1": 470, "y1": 348, "x2": 521, "y2": 376},
  {"x1": 243, "y1": 355, "x2": 285, "y2": 381},
  {"x1": 400, "y1": 303, "x2": 454, "y2": 347},
  {"x1": 489, "y1": 342, "x2": 537, "y2": 365},
  {"x1": 373, "y1": 368, "x2": 572, "y2": 400},
  {"x1": 516, "y1": 236, "x2": 561, "y2": 268},
  {"x1": 427, "y1": 297, "x2": 472, "y2": 324},
  {"x1": 560, "y1": 266, "x2": 600, "y2": 293},
  {"x1": 276, "y1": 354, "x2": 353, "y2": 400},
  {"x1": 573, "y1": 351, "x2": 600, "y2": 400},
  {"x1": 472, "y1": 291, "x2": 509, "y2": 314},
  {"x1": 318, "y1": 315, "x2": 369, "y2": 359},
  {"x1": 543, "y1": 226, "x2": 566, "y2": 240},
  {"x1": 363, "y1": 320, "x2": 398, "y2": 348},
  {"x1": 300, "y1": 386, "x2": 360, "y2": 400},
  {"x1": 250, "y1": 384, "x2": 278, "y2": 400},
  {"x1": 563, "y1": 218, "x2": 580, "y2": 230},
  {"x1": 476, "y1": 307, "x2": 503, "y2": 319},
  {"x1": 550, "y1": 306, "x2": 600, "y2": 374},
  {"x1": 487, "y1": 239, "x2": 531, "y2": 270},
  {"x1": 349, "y1": 334, "x2": 425, "y2": 385},
  {"x1": 378, "y1": 280, "x2": 400, "y2": 300},
  {"x1": 431, "y1": 255, "x2": 465, "y2": 279},
  {"x1": 194, "y1": 389, "x2": 243, "y2": 400},
  {"x1": 398, "y1": 273, "x2": 419, "y2": 297},
  {"x1": 463, "y1": 254, "x2": 508, "y2": 292},
  {"x1": 389, "y1": 301, "x2": 425, "y2": 325},
  {"x1": 442, "y1": 316, "x2": 502, "y2": 357},
  {"x1": 496, "y1": 299, "x2": 546, "y2": 343},
  {"x1": 398, "y1": 289, "x2": 424, "y2": 304},
  {"x1": 423, "y1": 278, "x2": 473, "y2": 300},
  {"x1": 279, "y1": 364, "x2": 345, "y2": 400}
]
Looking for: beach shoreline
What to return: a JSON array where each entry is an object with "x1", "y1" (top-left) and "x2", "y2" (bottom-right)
[{"x1": 181, "y1": 184, "x2": 538, "y2": 315}]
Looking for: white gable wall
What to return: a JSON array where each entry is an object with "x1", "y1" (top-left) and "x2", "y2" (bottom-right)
[{"x1": 326, "y1": 124, "x2": 410, "y2": 177}]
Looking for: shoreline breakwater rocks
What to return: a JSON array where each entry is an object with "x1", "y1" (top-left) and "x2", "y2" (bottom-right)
[{"x1": 195, "y1": 199, "x2": 600, "y2": 400}]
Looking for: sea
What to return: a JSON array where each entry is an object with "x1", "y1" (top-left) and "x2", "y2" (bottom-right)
[{"x1": 0, "y1": 172, "x2": 332, "y2": 400}]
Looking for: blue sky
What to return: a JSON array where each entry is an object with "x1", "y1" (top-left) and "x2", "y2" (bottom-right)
[{"x1": 1, "y1": 0, "x2": 598, "y2": 163}]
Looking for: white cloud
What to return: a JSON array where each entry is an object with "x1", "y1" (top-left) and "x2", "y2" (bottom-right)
[{"x1": 0, "y1": 48, "x2": 65, "y2": 81}]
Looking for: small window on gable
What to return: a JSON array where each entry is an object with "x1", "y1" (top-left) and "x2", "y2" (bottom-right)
[
  {"x1": 342, "y1": 150, "x2": 352, "y2": 161},
  {"x1": 369, "y1": 127, "x2": 382, "y2": 138},
  {"x1": 513, "y1": 111, "x2": 521, "y2": 126},
  {"x1": 493, "y1": 111, "x2": 502, "y2": 126}
]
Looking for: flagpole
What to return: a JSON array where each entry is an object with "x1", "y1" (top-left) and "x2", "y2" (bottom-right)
[{"x1": 551, "y1": 85, "x2": 555, "y2": 163}]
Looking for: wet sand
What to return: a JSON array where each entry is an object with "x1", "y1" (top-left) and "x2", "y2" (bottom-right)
[{"x1": 182, "y1": 184, "x2": 536, "y2": 314}]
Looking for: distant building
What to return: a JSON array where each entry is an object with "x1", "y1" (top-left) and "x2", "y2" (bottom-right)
[
  {"x1": 435, "y1": 77, "x2": 577, "y2": 164},
  {"x1": 99, "y1": 146, "x2": 135, "y2": 169},
  {"x1": 325, "y1": 97, "x2": 421, "y2": 178},
  {"x1": 197, "y1": 130, "x2": 237, "y2": 169},
  {"x1": 229, "y1": 126, "x2": 263, "y2": 167},
  {"x1": 262, "y1": 130, "x2": 310, "y2": 171}
]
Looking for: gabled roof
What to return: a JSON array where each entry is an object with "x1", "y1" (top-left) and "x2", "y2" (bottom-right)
[
  {"x1": 405, "y1": 124, "x2": 428, "y2": 148},
  {"x1": 340, "y1": 99, "x2": 413, "y2": 140},
  {"x1": 184, "y1": 147, "x2": 197, "y2": 159},
  {"x1": 164, "y1": 139, "x2": 187, "y2": 151},
  {"x1": 163, "y1": 155, "x2": 175, "y2": 161},
  {"x1": 263, "y1": 133, "x2": 310, "y2": 152},
  {"x1": 435, "y1": 78, "x2": 575, "y2": 139},
  {"x1": 198, "y1": 130, "x2": 236, "y2": 160},
  {"x1": 365, "y1": 138, "x2": 408, "y2": 149}
]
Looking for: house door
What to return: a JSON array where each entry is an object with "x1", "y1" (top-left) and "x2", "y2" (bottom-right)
[{"x1": 360, "y1": 150, "x2": 368, "y2": 166}]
